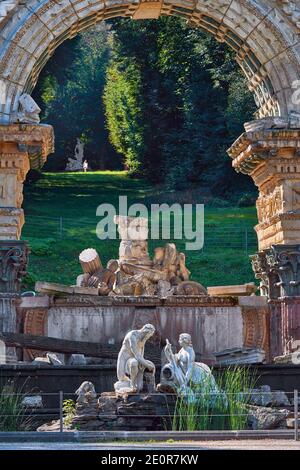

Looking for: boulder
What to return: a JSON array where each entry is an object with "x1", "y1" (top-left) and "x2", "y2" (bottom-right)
[
  {"x1": 286, "y1": 417, "x2": 300, "y2": 429},
  {"x1": 38, "y1": 391, "x2": 177, "y2": 432},
  {"x1": 22, "y1": 395, "x2": 43, "y2": 408},
  {"x1": 272, "y1": 390, "x2": 291, "y2": 407},
  {"x1": 67, "y1": 354, "x2": 87, "y2": 366},
  {"x1": 247, "y1": 404, "x2": 290, "y2": 430},
  {"x1": 249, "y1": 385, "x2": 290, "y2": 407}
]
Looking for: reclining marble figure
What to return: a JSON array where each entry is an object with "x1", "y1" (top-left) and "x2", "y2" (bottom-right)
[{"x1": 114, "y1": 324, "x2": 156, "y2": 395}]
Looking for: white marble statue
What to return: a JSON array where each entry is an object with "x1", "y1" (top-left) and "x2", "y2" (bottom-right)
[
  {"x1": 114, "y1": 324, "x2": 156, "y2": 395},
  {"x1": 65, "y1": 138, "x2": 85, "y2": 171},
  {"x1": 160, "y1": 333, "x2": 219, "y2": 400},
  {"x1": 15, "y1": 93, "x2": 41, "y2": 124}
]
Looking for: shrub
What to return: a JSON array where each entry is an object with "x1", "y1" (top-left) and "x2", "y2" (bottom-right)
[
  {"x1": 0, "y1": 381, "x2": 32, "y2": 431},
  {"x1": 62, "y1": 399, "x2": 76, "y2": 428},
  {"x1": 28, "y1": 237, "x2": 56, "y2": 256}
]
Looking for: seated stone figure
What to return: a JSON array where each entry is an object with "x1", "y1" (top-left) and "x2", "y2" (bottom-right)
[
  {"x1": 114, "y1": 324, "x2": 156, "y2": 395},
  {"x1": 160, "y1": 333, "x2": 219, "y2": 401}
]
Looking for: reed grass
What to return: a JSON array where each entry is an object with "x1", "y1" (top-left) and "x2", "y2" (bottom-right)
[
  {"x1": 0, "y1": 380, "x2": 32, "y2": 431},
  {"x1": 172, "y1": 366, "x2": 257, "y2": 431}
]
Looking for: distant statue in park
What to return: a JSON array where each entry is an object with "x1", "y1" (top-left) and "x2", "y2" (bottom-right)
[
  {"x1": 14, "y1": 93, "x2": 41, "y2": 124},
  {"x1": 159, "y1": 333, "x2": 219, "y2": 400},
  {"x1": 83, "y1": 159, "x2": 88, "y2": 172},
  {"x1": 114, "y1": 324, "x2": 156, "y2": 396},
  {"x1": 65, "y1": 138, "x2": 85, "y2": 171}
]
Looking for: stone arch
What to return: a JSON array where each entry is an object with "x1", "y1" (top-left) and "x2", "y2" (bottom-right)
[
  {"x1": 0, "y1": 1, "x2": 300, "y2": 300},
  {"x1": 0, "y1": 1, "x2": 299, "y2": 122}
]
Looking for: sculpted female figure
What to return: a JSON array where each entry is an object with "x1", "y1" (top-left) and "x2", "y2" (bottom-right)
[{"x1": 161, "y1": 333, "x2": 219, "y2": 398}]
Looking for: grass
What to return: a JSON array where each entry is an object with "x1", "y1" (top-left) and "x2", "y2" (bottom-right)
[{"x1": 22, "y1": 171, "x2": 258, "y2": 289}]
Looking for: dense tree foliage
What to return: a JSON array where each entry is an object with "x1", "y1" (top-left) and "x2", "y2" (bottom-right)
[
  {"x1": 104, "y1": 17, "x2": 256, "y2": 195},
  {"x1": 33, "y1": 24, "x2": 121, "y2": 171},
  {"x1": 34, "y1": 18, "x2": 256, "y2": 198}
]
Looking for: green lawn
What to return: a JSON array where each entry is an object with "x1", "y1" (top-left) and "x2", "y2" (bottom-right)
[{"x1": 22, "y1": 171, "x2": 258, "y2": 290}]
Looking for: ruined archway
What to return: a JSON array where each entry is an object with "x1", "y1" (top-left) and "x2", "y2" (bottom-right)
[
  {"x1": 0, "y1": 0, "x2": 300, "y2": 299},
  {"x1": 0, "y1": 1, "x2": 299, "y2": 121}
]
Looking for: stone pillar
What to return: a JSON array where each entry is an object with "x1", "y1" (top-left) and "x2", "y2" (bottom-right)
[
  {"x1": 0, "y1": 294, "x2": 18, "y2": 362},
  {"x1": 228, "y1": 119, "x2": 300, "y2": 360},
  {"x1": 228, "y1": 122, "x2": 300, "y2": 295},
  {"x1": 0, "y1": 123, "x2": 53, "y2": 351},
  {"x1": 0, "y1": 124, "x2": 54, "y2": 240},
  {"x1": 228, "y1": 124, "x2": 300, "y2": 252},
  {"x1": 269, "y1": 298, "x2": 300, "y2": 360}
]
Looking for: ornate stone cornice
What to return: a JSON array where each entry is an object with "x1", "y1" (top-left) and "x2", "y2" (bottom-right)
[
  {"x1": 0, "y1": 123, "x2": 54, "y2": 169},
  {"x1": 50, "y1": 294, "x2": 238, "y2": 308},
  {"x1": 228, "y1": 129, "x2": 300, "y2": 174}
]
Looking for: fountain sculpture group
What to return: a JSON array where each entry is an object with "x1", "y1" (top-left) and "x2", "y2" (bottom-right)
[
  {"x1": 39, "y1": 323, "x2": 220, "y2": 432},
  {"x1": 113, "y1": 324, "x2": 218, "y2": 397},
  {"x1": 77, "y1": 215, "x2": 206, "y2": 297},
  {"x1": 37, "y1": 215, "x2": 207, "y2": 298}
]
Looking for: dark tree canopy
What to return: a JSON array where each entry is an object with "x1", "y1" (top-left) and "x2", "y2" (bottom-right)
[
  {"x1": 33, "y1": 17, "x2": 256, "y2": 199},
  {"x1": 103, "y1": 17, "x2": 256, "y2": 195},
  {"x1": 33, "y1": 24, "x2": 121, "y2": 171}
]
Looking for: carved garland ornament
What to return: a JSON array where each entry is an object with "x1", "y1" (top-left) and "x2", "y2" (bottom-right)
[
  {"x1": 242, "y1": 306, "x2": 269, "y2": 357},
  {"x1": 23, "y1": 308, "x2": 48, "y2": 360}
]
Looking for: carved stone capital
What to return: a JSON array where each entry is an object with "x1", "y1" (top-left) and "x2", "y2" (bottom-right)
[
  {"x1": 251, "y1": 245, "x2": 300, "y2": 298},
  {"x1": 267, "y1": 245, "x2": 300, "y2": 298},
  {"x1": 0, "y1": 240, "x2": 29, "y2": 293},
  {"x1": 250, "y1": 251, "x2": 280, "y2": 299}
]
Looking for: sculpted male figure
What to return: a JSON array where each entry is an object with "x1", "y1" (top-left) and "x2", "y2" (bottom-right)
[{"x1": 114, "y1": 324, "x2": 156, "y2": 394}]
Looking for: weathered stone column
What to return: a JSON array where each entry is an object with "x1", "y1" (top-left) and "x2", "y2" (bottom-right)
[
  {"x1": 228, "y1": 119, "x2": 300, "y2": 361},
  {"x1": 228, "y1": 121, "x2": 300, "y2": 295},
  {"x1": 0, "y1": 123, "x2": 53, "y2": 359},
  {"x1": 0, "y1": 124, "x2": 54, "y2": 240},
  {"x1": 228, "y1": 123, "x2": 300, "y2": 250}
]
